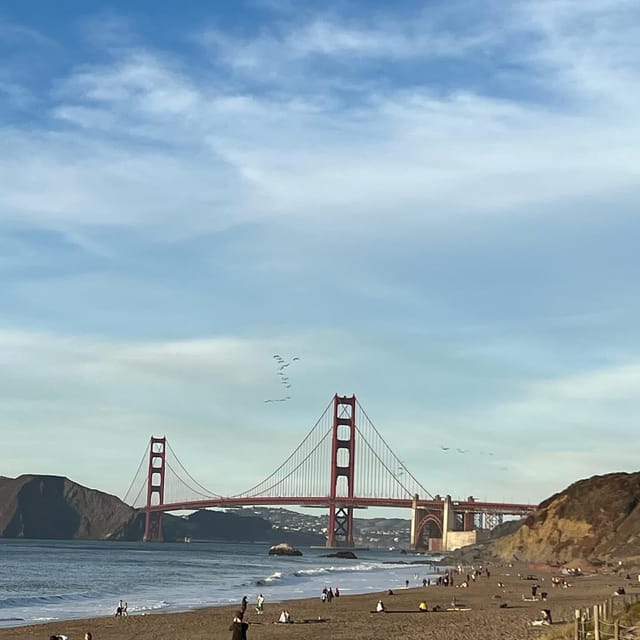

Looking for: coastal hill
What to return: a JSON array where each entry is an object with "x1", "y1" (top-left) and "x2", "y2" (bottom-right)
[
  {"x1": 0, "y1": 474, "x2": 324, "y2": 544},
  {"x1": 0, "y1": 474, "x2": 142, "y2": 539},
  {"x1": 471, "y1": 471, "x2": 640, "y2": 567}
]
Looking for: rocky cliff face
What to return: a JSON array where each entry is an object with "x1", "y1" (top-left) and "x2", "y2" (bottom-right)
[
  {"x1": 0, "y1": 475, "x2": 142, "y2": 540},
  {"x1": 486, "y1": 472, "x2": 640, "y2": 566}
]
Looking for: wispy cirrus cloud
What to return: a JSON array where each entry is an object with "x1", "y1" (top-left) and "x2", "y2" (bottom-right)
[{"x1": 1, "y1": 1, "x2": 639, "y2": 505}]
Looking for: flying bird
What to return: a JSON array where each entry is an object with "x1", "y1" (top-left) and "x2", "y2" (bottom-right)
[{"x1": 440, "y1": 446, "x2": 450, "y2": 451}]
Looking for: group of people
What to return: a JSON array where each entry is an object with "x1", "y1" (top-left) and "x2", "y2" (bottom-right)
[{"x1": 320, "y1": 586, "x2": 339, "y2": 602}]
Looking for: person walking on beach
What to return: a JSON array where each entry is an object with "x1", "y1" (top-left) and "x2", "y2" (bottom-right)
[
  {"x1": 240, "y1": 595, "x2": 248, "y2": 616},
  {"x1": 230, "y1": 611, "x2": 249, "y2": 640},
  {"x1": 256, "y1": 593, "x2": 265, "y2": 615}
]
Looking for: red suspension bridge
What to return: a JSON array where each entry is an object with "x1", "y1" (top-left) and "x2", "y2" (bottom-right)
[{"x1": 124, "y1": 394, "x2": 535, "y2": 549}]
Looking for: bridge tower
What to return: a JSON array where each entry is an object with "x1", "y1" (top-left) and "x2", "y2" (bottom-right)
[
  {"x1": 143, "y1": 436, "x2": 166, "y2": 542},
  {"x1": 327, "y1": 394, "x2": 356, "y2": 547}
]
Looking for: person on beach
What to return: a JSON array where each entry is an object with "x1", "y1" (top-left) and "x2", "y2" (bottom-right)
[
  {"x1": 334, "y1": 587, "x2": 340, "y2": 597},
  {"x1": 256, "y1": 593, "x2": 265, "y2": 614},
  {"x1": 278, "y1": 609, "x2": 291, "y2": 623},
  {"x1": 230, "y1": 611, "x2": 249, "y2": 640},
  {"x1": 376, "y1": 599, "x2": 385, "y2": 612},
  {"x1": 122, "y1": 601, "x2": 128, "y2": 616},
  {"x1": 241, "y1": 595, "x2": 248, "y2": 616},
  {"x1": 419, "y1": 600, "x2": 428, "y2": 612},
  {"x1": 84, "y1": 634, "x2": 92, "y2": 640}
]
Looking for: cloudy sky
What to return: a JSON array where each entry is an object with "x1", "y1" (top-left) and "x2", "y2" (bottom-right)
[{"x1": 1, "y1": 0, "x2": 639, "y2": 513}]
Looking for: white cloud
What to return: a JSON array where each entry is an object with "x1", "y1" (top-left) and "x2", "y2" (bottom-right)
[{"x1": 2, "y1": 2, "x2": 639, "y2": 507}]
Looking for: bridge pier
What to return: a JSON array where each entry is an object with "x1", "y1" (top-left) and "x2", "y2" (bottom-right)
[
  {"x1": 143, "y1": 436, "x2": 166, "y2": 542},
  {"x1": 327, "y1": 395, "x2": 356, "y2": 547},
  {"x1": 410, "y1": 495, "x2": 445, "y2": 551}
]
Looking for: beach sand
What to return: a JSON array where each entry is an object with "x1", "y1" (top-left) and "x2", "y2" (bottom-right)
[{"x1": 3, "y1": 563, "x2": 637, "y2": 640}]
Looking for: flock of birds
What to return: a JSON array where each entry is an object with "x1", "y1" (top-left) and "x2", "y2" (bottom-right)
[
  {"x1": 263, "y1": 354, "x2": 301, "y2": 403},
  {"x1": 440, "y1": 445, "x2": 508, "y2": 470},
  {"x1": 440, "y1": 446, "x2": 494, "y2": 455}
]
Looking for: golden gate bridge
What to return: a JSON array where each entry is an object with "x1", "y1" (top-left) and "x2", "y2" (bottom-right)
[{"x1": 124, "y1": 394, "x2": 535, "y2": 549}]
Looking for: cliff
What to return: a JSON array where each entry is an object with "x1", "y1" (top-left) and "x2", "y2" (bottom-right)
[
  {"x1": 0, "y1": 475, "x2": 142, "y2": 540},
  {"x1": 483, "y1": 471, "x2": 640, "y2": 566}
]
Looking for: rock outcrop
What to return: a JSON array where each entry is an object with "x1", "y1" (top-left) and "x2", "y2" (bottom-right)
[
  {"x1": 324, "y1": 551, "x2": 358, "y2": 559},
  {"x1": 268, "y1": 542, "x2": 303, "y2": 556}
]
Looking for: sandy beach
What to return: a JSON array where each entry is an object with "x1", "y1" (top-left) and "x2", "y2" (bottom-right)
[{"x1": 4, "y1": 563, "x2": 637, "y2": 640}]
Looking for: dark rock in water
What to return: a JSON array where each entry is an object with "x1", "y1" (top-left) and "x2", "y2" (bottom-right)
[
  {"x1": 268, "y1": 543, "x2": 302, "y2": 556},
  {"x1": 324, "y1": 551, "x2": 358, "y2": 559}
]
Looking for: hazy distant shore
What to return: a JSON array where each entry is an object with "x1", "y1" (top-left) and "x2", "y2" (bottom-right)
[{"x1": 3, "y1": 562, "x2": 637, "y2": 640}]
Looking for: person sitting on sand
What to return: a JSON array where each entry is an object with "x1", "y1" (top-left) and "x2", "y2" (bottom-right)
[
  {"x1": 278, "y1": 609, "x2": 291, "y2": 623},
  {"x1": 418, "y1": 601, "x2": 428, "y2": 612},
  {"x1": 84, "y1": 634, "x2": 93, "y2": 640},
  {"x1": 376, "y1": 599, "x2": 385, "y2": 613},
  {"x1": 531, "y1": 609, "x2": 552, "y2": 626},
  {"x1": 230, "y1": 611, "x2": 249, "y2": 640}
]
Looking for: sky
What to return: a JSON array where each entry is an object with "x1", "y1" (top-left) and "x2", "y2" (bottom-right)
[{"x1": 1, "y1": 0, "x2": 639, "y2": 515}]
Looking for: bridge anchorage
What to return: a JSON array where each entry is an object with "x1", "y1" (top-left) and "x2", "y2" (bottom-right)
[{"x1": 130, "y1": 394, "x2": 535, "y2": 548}]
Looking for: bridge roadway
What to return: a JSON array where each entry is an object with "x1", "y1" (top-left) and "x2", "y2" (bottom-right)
[{"x1": 147, "y1": 496, "x2": 535, "y2": 516}]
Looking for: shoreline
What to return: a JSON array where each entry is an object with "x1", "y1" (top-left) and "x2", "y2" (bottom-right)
[{"x1": 3, "y1": 562, "x2": 638, "y2": 640}]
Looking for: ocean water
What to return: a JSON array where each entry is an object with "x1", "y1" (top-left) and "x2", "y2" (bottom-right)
[{"x1": 0, "y1": 539, "x2": 443, "y2": 628}]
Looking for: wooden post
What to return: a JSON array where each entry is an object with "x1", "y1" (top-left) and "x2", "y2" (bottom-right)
[
  {"x1": 574, "y1": 609, "x2": 580, "y2": 640},
  {"x1": 593, "y1": 604, "x2": 600, "y2": 640},
  {"x1": 614, "y1": 619, "x2": 619, "y2": 640}
]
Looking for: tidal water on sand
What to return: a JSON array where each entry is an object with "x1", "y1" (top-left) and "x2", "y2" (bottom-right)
[{"x1": 0, "y1": 539, "x2": 443, "y2": 627}]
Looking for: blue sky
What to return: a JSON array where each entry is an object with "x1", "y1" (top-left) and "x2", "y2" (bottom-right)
[{"x1": 1, "y1": 0, "x2": 639, "y2": 512}]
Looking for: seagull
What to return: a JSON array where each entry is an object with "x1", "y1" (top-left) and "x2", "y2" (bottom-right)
[
  {"x1": 292, "y1": 357, "x2": 300, "y2": 361},
  {"x1": 456, "y1": 449, "x2": 468, "y2": 454},
  {"x1": 441, "y1": 446, "x2": 450, "y2": 451}
]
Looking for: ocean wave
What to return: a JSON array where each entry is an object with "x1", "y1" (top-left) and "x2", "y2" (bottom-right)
[
  {"x1": 293, "y1": 562, "x2": 409, "y2": 577},
  {"x1": 256, "y1": 571, "x2": 282, "y2": 586},
  {"x1": 0, "y1": 593, "x2": 93, "y2": 609}
]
